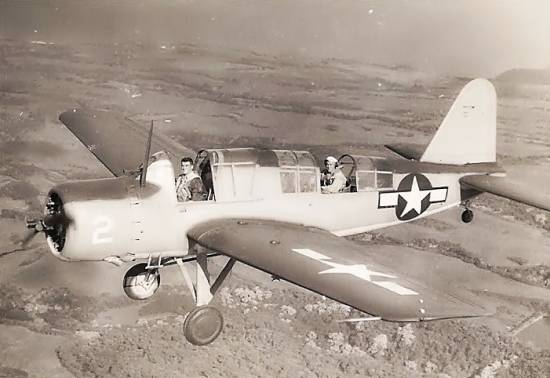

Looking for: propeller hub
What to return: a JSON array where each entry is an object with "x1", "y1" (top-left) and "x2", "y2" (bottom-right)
[
  {"x1": 26, "y1": 218, "x2": 44, "y2": 232},
  {"x1": 23, "y1": 192, "x2": 69, "y2": 252}
]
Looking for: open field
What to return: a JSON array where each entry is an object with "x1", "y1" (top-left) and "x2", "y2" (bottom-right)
[{"x1": 1, "y1": 25, "x2": 550, "y2": 378}]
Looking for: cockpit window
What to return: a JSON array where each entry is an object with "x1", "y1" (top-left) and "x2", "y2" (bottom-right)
[
  {"x1": 296, "y1": 152, "x2": 316, "y2": 167},
  {"x1": 357, "y1": 171, "x2": 376, "y2": 190},
  {"x1": 299, "y1": 171, "x2": 317, "y2": 192},
  {"x1": 276, "y1": 150, "x2": 298, "y2": 167},
  {"x1": 337, "y1": 154, "x2": 394, "y2": 192},
  {"x1": 280, "y1": 171, "x2": 297, "y2": 193},
  {"x1": 274, "y1": 150, "x2": 318, "y2": 194},
  {"x1": 376, "y1": 172, "x2": 393, "y2": 189},
  {"x1": 209, "y1": 151, "x2": 257, "y2": 200},
  {"x1": 204, "y1": 148, "x2": 319, "y2": 200},
  {"x1": 279, "y1": 169, "x2": 318, "y2": 194},
  {"x1": 356, "y1": 170, "x2": 393, "y2": 191}
]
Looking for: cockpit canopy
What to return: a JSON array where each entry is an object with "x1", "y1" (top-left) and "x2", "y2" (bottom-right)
[
  {"x1": 337, "y1": 154, "x2": 394, "y2": 192},
  {"x1": 195, "y1": 148, "x2": 319, "y2": 201},
  {"x1": 191, "y1": 149, "x2": 395, "y2": 201}
]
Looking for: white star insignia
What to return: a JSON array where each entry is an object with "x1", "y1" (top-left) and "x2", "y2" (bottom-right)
[
  {"x1": 398, "y1": 176, "x2": 430, "y2": 217},
  {"x1": 319, "y1": 261, "x2": 396, "y2": 282}
]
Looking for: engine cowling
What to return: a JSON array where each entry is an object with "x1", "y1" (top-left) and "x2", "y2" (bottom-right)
[{"x1": 45, "y1": 153, "x2": 182, "y2": 262}]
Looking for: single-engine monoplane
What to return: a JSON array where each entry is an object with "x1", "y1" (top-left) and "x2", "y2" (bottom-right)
[{"x1": 25, "y1": 78, "x2": 550, "y2": 345}]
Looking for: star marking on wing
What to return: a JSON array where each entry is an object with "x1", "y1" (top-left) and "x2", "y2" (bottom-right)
[
  {"x1": 292, "y1": 248, "x2": 419, "y2": 296},
  {"x1": 319, "y1": 261, "x2": 396, "y2": 282},
  {"x1": 398, "y1": 176, "x2": 429, "y2": 217}
]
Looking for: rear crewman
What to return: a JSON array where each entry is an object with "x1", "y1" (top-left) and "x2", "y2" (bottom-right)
[{"x1": 321, "y1": 156, "x2": 346, "y2": 193}]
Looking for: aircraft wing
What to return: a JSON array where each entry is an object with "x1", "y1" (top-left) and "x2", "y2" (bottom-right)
[
  {"x1": 59, "y1": 109, "x2": 194, "y2": 176},
  {"x1": 460, "y1": 175, "x2": 550, "y2": 212},
  {"x1": 188, "y1": 219, "x2": 490, "y2": 321}
]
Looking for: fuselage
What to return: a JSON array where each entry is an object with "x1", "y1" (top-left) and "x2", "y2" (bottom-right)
[
  {"x1": 44, "y1": 150, "x2": 502, "y2": 263},
  {"x1": 175, "y1": 169, "x2": 489, "y2": 246},
  {"x1": 181, "y1": 172, "x2": 460, "y2": 235}
]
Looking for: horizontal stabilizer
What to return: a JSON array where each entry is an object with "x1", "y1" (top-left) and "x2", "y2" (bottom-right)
[
  {"x1": 385, "y1": 143, "x2": 425, "y2": 160},
  {"x1": 460, "y1": 175, "x2": 550, "y2": 212}
]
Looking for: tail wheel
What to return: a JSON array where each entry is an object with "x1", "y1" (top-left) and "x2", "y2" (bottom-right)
[
  {"x1": 123, "y1": 263, "x2": 160, "y2": 300},
  {"x1": 183, "y1": 305, "x2": 224, "y2": 346},
  {"x1": 461, "y1": 209, "x2": 474, "y2": 223}
]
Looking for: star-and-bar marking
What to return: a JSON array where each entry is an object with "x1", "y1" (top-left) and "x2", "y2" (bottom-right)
[
  {"x1": 292, "y1": 248, "x2": 418, "y2": 296},
  {"x1": 378, "y1": 173, "x2": 448, "y2": 221}
]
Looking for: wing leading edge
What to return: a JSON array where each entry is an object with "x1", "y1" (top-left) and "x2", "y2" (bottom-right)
[
  {"x1": 188, "y1": 219, "x2": 490, "y2": 321},
  {"x1": 59, "y1": 109, "x2": 194, "y2": 176}
]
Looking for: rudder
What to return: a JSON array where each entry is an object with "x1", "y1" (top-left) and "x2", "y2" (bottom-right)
[{"x1": 420, "y1": 78, "x2": 496, "y2": 165}]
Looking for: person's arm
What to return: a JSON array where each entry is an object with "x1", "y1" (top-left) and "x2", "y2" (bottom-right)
[
  {"x1": 188, "y1": 177, "x2": 206, "y2": 201},
  {"x1": 175, "y1": 176, "x2": 189, "y2": 201},
  {"x1": 321, "y1": 171, "x2": 347, "y2": 193}
]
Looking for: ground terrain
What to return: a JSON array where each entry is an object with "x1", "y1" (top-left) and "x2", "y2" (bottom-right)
[{"x1": 1, "y1": 31, "x2": 550, "y2": 378}]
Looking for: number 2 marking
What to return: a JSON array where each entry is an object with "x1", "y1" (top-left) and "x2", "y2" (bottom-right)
[{"x1": 92, "y1": 216, "x2": 113, "y2": 244}]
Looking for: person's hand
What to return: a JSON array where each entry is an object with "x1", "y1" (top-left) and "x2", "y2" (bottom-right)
[
  {"x1": 177, "y1": 187, "x2": 191, "y2": 201},
  {"x1": 183, "y1": 187, "x2": 191, "y2": 200}
]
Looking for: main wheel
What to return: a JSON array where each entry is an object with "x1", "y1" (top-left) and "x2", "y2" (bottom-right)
[
  {"x1": 461, "y1": 209, "x2": 474, "y2": 223},
  {"x1": 123, "y1": 263, "x2": 160, "y2": 300},
  {"x1": 183, "y1": 305, "x2": 224, "y2": 346}
]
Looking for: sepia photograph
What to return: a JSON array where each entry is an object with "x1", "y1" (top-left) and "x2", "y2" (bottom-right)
[{"x1": 1, "y1": 1, "x2": 550, "y2": 377}]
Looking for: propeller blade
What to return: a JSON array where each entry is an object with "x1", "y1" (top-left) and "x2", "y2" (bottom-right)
[
  {"x1": 43, "y1": 212, "x2": 70, "y2": 228},
  {"x1": 1, "y1": 229, "x2": 39, "y2": 259},
  {"x1": 20, "y1": 229, "x2": 38, "y2": 249}
]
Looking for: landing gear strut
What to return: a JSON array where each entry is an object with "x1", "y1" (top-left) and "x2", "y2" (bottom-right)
[
  {"x1": 176, "y1": 251, "x2": 236, "y2": 345},
  {"x1": 123, "y1": 252, "x2": 234, "y2": 345}
]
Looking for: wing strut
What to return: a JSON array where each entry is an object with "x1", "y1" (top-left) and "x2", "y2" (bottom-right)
[{"x1": 139, "y1": 121, "x2": 154, "y2": 187}]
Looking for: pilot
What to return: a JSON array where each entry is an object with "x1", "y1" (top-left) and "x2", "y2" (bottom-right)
[
  {"x1": 175, "y1": 157, "x2": 206, "y2": 201},
  {"x1": 321, "y1": 156, "x2": 347, "y2": 193}
]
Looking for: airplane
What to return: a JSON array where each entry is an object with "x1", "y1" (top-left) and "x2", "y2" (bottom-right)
[{"x1": 23, "y1": 78, "x2": 550, "y2": 346}]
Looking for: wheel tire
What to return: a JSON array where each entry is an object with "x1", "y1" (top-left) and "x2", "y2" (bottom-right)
[
  {"x1": 461, "y1": 209, "x2": 474, "y2": 223},
  {"x1": 123, "y1": 263, "x2": 160, "y2": 300},
  {"x1": 183, "y1": 306, "x2": 224, "y2": 346}
]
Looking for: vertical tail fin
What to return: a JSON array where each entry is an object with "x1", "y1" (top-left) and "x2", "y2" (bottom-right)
[{"x1": 420, "y1": 78, "x2": 496, "y2": 165}]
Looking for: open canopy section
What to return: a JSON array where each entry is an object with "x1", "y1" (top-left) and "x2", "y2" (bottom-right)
[{"x1": 197, "y1": 148, "x2": 319, "y2": 201}]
